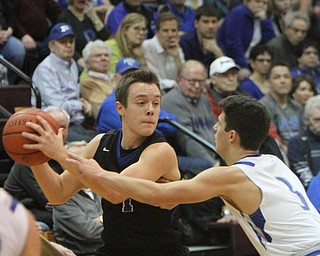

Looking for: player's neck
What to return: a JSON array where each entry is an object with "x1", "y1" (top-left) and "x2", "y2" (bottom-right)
[
  {"x1": 225, "y1": 149, "x2": 259, "y2": 165},
  {"x1": 120, "y1": 130, "x2": 146, "y2": 150}
]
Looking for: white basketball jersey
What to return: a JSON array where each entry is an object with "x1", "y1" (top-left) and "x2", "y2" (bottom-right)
[
  {"x1": 225, "y1": 154, "x2": 320, "y2": 256},
  {"x1": 0, "y1": 189, "x2": 28, "y2": 256}
]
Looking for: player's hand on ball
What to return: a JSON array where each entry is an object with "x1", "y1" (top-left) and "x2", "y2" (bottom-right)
[{"x1": 22, "y1": 115, "x2": 65, "y2": 162}]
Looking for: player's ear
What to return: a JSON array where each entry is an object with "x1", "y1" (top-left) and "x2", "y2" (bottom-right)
[
  {"x1": 116, "y1": 101, "x2": 125, "y2": 115},
  {"x1": 229, "y1": 130, "x2": 236, "y2": 142}
]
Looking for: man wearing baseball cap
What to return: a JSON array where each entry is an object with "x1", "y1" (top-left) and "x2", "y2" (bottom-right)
[
  {"x1": 32, "y1": 22, "x2": 98, "y2": 143},
  {"x1": 207, "y1": 56, "x2": 247, "y2": 119}
]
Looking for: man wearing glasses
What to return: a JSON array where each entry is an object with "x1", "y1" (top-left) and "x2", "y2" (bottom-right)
[
  {"x1": 267, "y1": 11, "x2": 310, "y2": 68},
  {"x1": 161, "y1": 60, "x2": 218, "y2": 165}
]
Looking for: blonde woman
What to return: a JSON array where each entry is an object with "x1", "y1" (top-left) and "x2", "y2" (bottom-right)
[{"x1": 105, "y1": 13, "x2": 147, "y2": 73}]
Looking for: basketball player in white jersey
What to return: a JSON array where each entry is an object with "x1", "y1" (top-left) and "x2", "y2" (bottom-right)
[
  {"x1": 64, "y1": 95, "x2": 320, "y2": 255},
  {"x1": 0, "y1": 189, "x2": 40, "y2": 256}
]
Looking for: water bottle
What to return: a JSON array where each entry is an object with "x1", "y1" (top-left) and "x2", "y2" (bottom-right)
[{"x1": 0, "y1": 63, "x2": 8, "y2": 85}]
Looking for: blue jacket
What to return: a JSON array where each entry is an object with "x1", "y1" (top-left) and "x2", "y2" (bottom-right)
[
  {"x1": 180, "y1": 29, "x2": 215, "y2": 75},
  {"x1": 96, "y1": 91, "x2": 178, "y2": 137},
  {"x1": 217, "y1": 4, "x2": 275, "y2": 68}
]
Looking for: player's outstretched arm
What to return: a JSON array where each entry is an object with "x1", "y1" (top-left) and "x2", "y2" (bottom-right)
[{"x1": 65, "y1": 151, "x2": 233, "y2": 207}]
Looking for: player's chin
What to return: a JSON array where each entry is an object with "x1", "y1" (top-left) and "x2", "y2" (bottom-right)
[{"x1": 139, "y1": 127, "x2": 156, "y2": 136}]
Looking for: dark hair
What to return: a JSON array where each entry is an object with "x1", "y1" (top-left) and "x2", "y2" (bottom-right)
[
  {"x1": 296, "y1": 40, "x2": 319, "y2": 58},
  {"x1": 267, "y1": 61, "x2": 289, "y2": 78},
  {"x1": 290, "y1": 74, "x2": 318, "y2": 97},
  {"x1": 115, "y1": 70, "x2": 160, "y2": 107},
  {"x1": 195, "y1": 5, "x2": 220, "y2": 20},
  {"x1": 156, "y1": 12, "x2": 179, "y2": 31},
  {"x1": 249, "y1": 44, "x2": 273, "y2": 60},
  {"x1": 219, "y1": 95, "x2": 270, "y2": 150}
]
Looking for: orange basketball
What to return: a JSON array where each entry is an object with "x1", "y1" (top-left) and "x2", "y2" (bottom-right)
[{"x1": 2, "y1": 108, "x2": 59, "y2": 166}]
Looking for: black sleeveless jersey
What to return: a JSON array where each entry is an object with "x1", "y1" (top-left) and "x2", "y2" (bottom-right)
[{"x1": 94, "y1": 129, "x2": 182, "y2": 253}]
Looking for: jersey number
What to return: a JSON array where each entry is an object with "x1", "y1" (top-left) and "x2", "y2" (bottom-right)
[
  {"x1": 276, "y1": 177, "x2": 310, "y2": 210},
  {"x1": 122, "y1": 198, "x2": 134, "y2": 212}
]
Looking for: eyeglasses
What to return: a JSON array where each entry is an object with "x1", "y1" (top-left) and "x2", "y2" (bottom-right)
[
  {"x1": 181, "y1": 76, "x2": 205, "y2": 87},
  {"x1": 132, "y1": 26, "x2": 147, "y2": 33},
  {"x1": 255, "y1": 58, "x2": 272, "y2": 63},
  {"x1": 289, "y1": 26, "x2": 307, "y2": 34}
]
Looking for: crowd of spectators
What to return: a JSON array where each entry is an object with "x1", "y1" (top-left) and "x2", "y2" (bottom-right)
[{"x1": 2, "y1": 0, "x2": 320, "y2": 254}]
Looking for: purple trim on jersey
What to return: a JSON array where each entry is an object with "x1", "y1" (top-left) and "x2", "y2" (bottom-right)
[
  {"x1": 10, "y1": 197, "x2": 18, "y2": 213},
  {"x1": 116, "y1": 131, "x2": 140, "y2": 169},
  {"x1": 235, "y1": 154, "x2": 262, "y2": 166},
  {"x1": 305, "y1": 249, "x2": 320, "y2": 256}
]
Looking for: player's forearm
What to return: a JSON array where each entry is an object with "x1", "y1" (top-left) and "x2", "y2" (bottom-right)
[{"x1": 31, "y1": 164, "x2": 73, "y2": 204}]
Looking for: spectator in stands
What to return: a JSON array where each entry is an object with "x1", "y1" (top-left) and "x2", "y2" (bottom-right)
[
  {"x1": 53, "y1": 140, "x2": 104, "y2": 256},
  {"x1": 202, "y1": 0, "x2": 243, "y2": 17},
  {"x1": 11, "y1": 0, "x2": 62, "y2": 76},
  {"x1": 57, "y1": 0, "x2": 112, "y2": 14},
  {"x1": 206, "y1": 56, "x2": 246, "y2": 119},
  {"x1": 58, "y1": 0, "x2": 110, "y2": 67},
  {"x1": 0, "y1": 0, "x2": 25, "y2": 84},
  {"x1": 0, "y1": 189, "x2": 41, "y2": 256},
  {"x1": 180, "y1": 5, "x2": 224, "y2": 75},
  {"x1": 290, "y1": 40, "x2": 320, "y2": 92},
  {"x1": 217, "y1": 0, "x2": 275, "y2": 80},
  {"x1": 143, "y1": 12, "x2": 185, "y2": 92},
  {"x1": 80, "y1": 40, "x2": 114, "y2": 119},
  {"x1": 105, "y1": 0, "x2": 155, "y2": 38},
  {"x1": 207, "y1": 55, "x2": 284, "y2": 158},
  {"x1": 259, "y1": 62, "x2": 305, "y2": 149},
  {"x1": 268, "y1": 0, "x2": 292, "y2": 36},
  {"x1": 267, "y1": 11, "x2": 310, "y2": 68},
  {"x1": 158, "y1": 0, "x2": 196, "y2": 34},
  {"x1": 239, "y1": 44, "x2": 273, "y2": 100},
  {"x1": 105, "y1": 13, "x2": 147, "y2": 73},
  {"x1": 290, "y1": 74, "x2": 318, "y2": 107},
  {"x1": 287, "y1": 95, "x2": 320, "y2": 189},
  {"x1": 162, "y1": 60, "x2": 218, "y2": 165},
  {"x1": 4, "y1": 106, "x2": 69, "y2": 230},
  {"x1": 32, "y1": 23, "x2": 98, "y2": 142}
]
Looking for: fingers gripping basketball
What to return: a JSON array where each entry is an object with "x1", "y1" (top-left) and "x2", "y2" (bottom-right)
[{"x1": 2, "y1": 108, "x2": 59, "y2": 166}]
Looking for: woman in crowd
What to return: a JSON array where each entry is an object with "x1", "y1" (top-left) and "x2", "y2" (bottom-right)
[
  {"x1": 105, "y1": 13, "x2": 147, "y2": 73},
  {"x1": 290, "y1": 74, "x2": 318, "y2": 107}
]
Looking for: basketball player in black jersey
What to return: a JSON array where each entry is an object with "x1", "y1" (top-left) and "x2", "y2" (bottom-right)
[{"x1": 23, "y1": 70, "x2": 189, "y2": 256}]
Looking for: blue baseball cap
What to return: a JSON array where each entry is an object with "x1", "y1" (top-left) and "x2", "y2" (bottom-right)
[
  {"x1": 116, "y1": 58, "x2": 140, "y2": 74},
  {"x1": 48, "y1": 23, "x2": 74, "y2": 41}
]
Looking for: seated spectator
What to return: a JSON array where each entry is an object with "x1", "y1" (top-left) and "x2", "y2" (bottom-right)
[
  {"x1": 267, "y1": 11, "x2": 310, "y2": 68},
  {"x1": 57, "y1": 0, "x2": 113, "y2": 14},
  {"x1": 290, "y1": 74, "x2": 318, "y2": 107},
  {"x1": 32, "y1": 23, "x2": 98, "y2": 142},
  {"x1": 268, "y1": 0, "x2": 292, "y2": 36},
  {"x1": 291, "y1": 40, "x2": 320, "y2": 92},
  {"x1": 287, "y1": 95, "x2": 320, "y2": 189},
  {"x1": 53, "y1": 141, "x2": 104, "y2": 256},
  {"x1": 80, "y1": 40, "x2": 114, "y2": 119},
  {"x1": 11, "y1": 0, "x2": 62, "y2": 76},
  {"x1": 58, "y1": 0, "x2": 110, "y2": 67},
  {"x1": 217, "y1": 0, "x2": 275, "y2": 80},
  {"x1": 180, "y1": 5, "x2": 224, "y2": 76},
  {"x1": 239, "y1": 44, "x2": 273, "y2": 100},
  {"x1": 206, "y1": 56, "x2": 246, "y2": 119},
  {"x1": 158, "y1": 0, "x2": 196, "y2": 34},
  {"x1": 259, "y1": 62, "x2": 305, "y2": 150},
  {"x1": 0, "y1": 0, "x2": 25, "y2": 84},
  {"x1": 105, "y1": 13, "x2": 147, "y2": 73},
  {"x1": 143, "y1": 12, "x2": 185, "y2": 92},
  {"x1": 105, "y1": 0, "x2": 155, "y2": 38},
  {"x1": 0, "y1": 189, "x2": 41, "y2": 256},
  {"x1": 162, "y1": 60, "x2": 218, "y2": 165},
  {"x1": 202, "y1": 0, "x2": 243, "y2": 17},
  {"x1": 4, "y1": 106, "x2": 69, "y2": 230}
]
